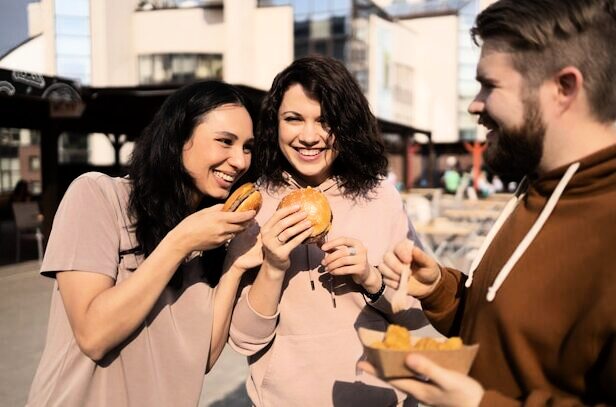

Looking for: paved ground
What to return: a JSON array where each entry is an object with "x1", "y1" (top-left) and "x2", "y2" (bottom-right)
[
  {"x1": 0, "y1": 260, "x2": 249, "y2": 407},
  {"x1": 0, "y1": 260, "x2": 439, "y2": 407}
]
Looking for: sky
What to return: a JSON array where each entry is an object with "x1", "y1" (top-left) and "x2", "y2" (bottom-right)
[{"x1": 0, "y1": 0, "x2": 34, "y2": 57}]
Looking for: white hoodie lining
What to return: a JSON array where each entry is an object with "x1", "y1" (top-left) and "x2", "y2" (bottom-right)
[{"x1": 465, "y1": 162, "x2": 580, "y2": 302}]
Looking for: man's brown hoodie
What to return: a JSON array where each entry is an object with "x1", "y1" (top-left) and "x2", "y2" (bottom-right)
[{"x1": 422, "y1": 144, "x2": 616, "y2": 406}]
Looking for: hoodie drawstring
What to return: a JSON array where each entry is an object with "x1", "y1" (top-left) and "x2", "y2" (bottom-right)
[{"x1": 466, "y1": 163, "x2": 580, "y2": 302}]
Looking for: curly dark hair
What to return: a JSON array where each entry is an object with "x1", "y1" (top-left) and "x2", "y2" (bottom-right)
[
  {"x1": 127, "y1": 80, "x2": 250, "y2": 262},
  {"x1": 255, "y1": 55, "x2": 388, "y2": 199}
]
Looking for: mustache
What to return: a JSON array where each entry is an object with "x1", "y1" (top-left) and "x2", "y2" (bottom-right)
[{"x1": 478, "y1": 114, "x2": 498, "y2": 130}]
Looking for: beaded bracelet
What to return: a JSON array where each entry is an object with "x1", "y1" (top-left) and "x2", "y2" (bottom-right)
[{"x1": 363, "y1": 278, "x2": 386, "y2": 303}]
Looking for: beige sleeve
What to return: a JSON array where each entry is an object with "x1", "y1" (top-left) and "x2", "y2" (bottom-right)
[{"x1": 41, "y1": 174, "x2": 121, "y2": 280}]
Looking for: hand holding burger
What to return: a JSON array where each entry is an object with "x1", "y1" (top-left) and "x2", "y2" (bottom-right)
[
  {"x1": 276, "y1": 187, "x2": 332, "y2": 244},
  {"x1": 259, "y1": 187, "x2": 332, "y2": 272}
]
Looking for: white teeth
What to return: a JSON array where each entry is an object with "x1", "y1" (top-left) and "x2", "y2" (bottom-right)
[
  {"x1": 299, "y1": 149, "x2": 320, "y2": 156},
  {"x1": 214, "y1": 171, "x2": 234, "y2": 182}
]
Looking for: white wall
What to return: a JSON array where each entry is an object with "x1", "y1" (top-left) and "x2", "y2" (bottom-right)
[
  {"x1": 133, "y1": 7, "x2": 225, "y2": 55},
  {"x1": 91, "y1": 0, "x2": 138, "y2": 86},
  {"x1": 368, "y1": 14, "x2": 417, "y2": 128},
  {"x1": 253, "y1": 5, "x2": 293, "y2": 90},
  {"x1": 27, "y1": 2, "x2": 43, "y2": 37},
  {"x1": 0, "y1": 36, "x2": 45, "y2": 74},
  {"x1": 401, "y1": 15, "x2": 459, "y2": 143}
]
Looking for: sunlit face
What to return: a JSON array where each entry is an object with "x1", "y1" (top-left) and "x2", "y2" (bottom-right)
[
  {"x1": 182, "y1": 104, "x2": 253, "y2": 201},
  {"x1": 468, "y1": 46, "x2": 545, "y2": 179},
  {"x1": 278, "y1": 84, "x2": 338, "y2": 186}
]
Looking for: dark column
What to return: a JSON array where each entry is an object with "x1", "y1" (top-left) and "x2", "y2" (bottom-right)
[{"x1": 40, "y1": 126, "x2": 60, "y2": 238}]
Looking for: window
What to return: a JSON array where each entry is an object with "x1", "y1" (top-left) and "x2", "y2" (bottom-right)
[
  {"x1": 55, "y1": 0, "x2": 91, "y2": 84},
  {"x1": 0, "y1": 129, "x2": 41, "y2": 193},
  {"x1": 28, "y1": 156, "x2": 40, "y2": 171},
  {"x1": 138, "y1": 54, "x2": 223, "y2": 85}
]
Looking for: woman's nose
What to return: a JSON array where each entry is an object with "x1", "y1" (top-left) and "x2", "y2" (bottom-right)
[
  {"x1": 299, "y1": 122, "x2": 321, "y2": 145},
  {"x1": 228, "y1": 147, "x2": 248, "y2": 171}
]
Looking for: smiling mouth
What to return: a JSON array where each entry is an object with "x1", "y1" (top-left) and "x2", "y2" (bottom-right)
[
  {"x1": 295, "y1": 148, "x2": 324, "y2": 157},
  {"x1": 478, "y1": 115, "x2": 498, "y2": 132},
  {"x1": 213, "y1": 170, "x2": 236, "y2": 183}
]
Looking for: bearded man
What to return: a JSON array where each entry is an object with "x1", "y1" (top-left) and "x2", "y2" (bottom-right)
[{"x1": 362, "y1": 0, "x2": 616, "y2": 405}]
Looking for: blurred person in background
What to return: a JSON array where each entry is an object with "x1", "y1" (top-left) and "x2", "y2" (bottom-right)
[
  {"x1": 441, "y1": 156, "x2": 461, "y2": 194},
  {"x1": 227, "y1": 55, "x2": 426, "y2": 406},
  {"x1": 361, "y1": 0, "x2": 616, "y2": 405},
  {"x1": 10, "y1": 180, "x2": 35, "y2": 203},
  {"x1": 26, "y1": 81, "x2": 262, "y2": 406}
]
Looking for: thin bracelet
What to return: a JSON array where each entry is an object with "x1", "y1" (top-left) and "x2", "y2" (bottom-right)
[{"x1": 363, "y1": 278, "x2": 386, "y2": 303}]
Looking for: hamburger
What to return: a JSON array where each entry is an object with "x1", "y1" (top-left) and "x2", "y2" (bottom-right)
[
  {"x1": 277, "y1": 187, "x2": 332, "y2": 244},
  {"x1": 222, "y1": 182, "x2": 262, "y2": 213}
]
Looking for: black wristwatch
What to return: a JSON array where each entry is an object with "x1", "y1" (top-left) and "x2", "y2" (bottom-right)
[{"x1": 363, "y1": 279, "x2": 386, "y2": 303}]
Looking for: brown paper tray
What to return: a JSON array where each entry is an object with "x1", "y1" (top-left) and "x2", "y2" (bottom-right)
[{"x1": 358, "y1": 327, "x2": 479, "y2": 379}]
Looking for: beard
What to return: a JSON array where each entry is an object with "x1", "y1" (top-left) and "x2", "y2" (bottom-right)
[{"x1": 482, "y1": 94, "x2": 545, "y2": 180}]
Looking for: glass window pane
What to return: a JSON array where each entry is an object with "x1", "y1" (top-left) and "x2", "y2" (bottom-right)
[
  {"x1": 313, "y1": 40, "x2": 328, "y2": 55},
  {"x1": 333, "y1": 38, "x2": 345, "y2": 60},
  {"x1": 313, "y1": 0, "x2": 328, "y2": 14},
  {"x1": 294, "y1": 41, "x2": 309, "y2": 59},
  {"x1": 332, "y1": 0, "x2": 350, "y2": 12},
  {"x1": 56, "y1": 16, "x2": 90, "y2": 36},
  {"x1": 10, "y1": 158, "x2": 20, "y2": 170},
  {"x1": 294, "y1": 0, "x2": 310, "y2": 15},
  {"x1": 57, "y1": 56, "x2": 91, "y2": 77},
  {"x1": 56, "y1": 35, "x2": 91, "y2": 56},
  {"x1": 331, "y1": 16, "x2": 346, "y2": 35},
  {"x1": 310, "y1": 18, "x2": 330, "y2": 39},
  {"x1": 55, "y1": 0, "x2": 89, "y2": 17},
  {"x1": 294, "y1": 20, "x2": 309, "y2": 37}
]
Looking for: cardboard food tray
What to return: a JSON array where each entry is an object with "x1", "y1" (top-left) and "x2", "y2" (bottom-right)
[{"x1": 358, "y1": 327, "x2": 479, "y2": 379}]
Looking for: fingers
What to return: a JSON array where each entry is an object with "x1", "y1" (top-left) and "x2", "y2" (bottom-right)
[
  {"x1": 404, "y1": 354, "x2": 446, "y2": 387},
  {"x1": 393, "y1": 238, "x2": 415, "y2": 264},
  {"x1": 320, "y1": 237, "x2": 356, "y2": 252},
  {"x1": 382, "y1": 251, "x2": 406, "y2": 278},
  {"x1": 357, "y1": 357, "x2": 436, "y2": 404},
  {"x1": 377, "y1": 262, "x2": 400, "y2": 290},
  {"x1": 321, "y1": 238, "x2": 365, "y2": 274},
  {"x1": 262, "y1": 204, "x2": 302, "y2": 232},
  {"x1": 387, "y1": 377, "x2": 435, "y2": 403},
  {"x1": 285, "y1": 227, "x2": 314, "y2": 248},
  {"x1": 409, "y1": 245, "x2": 436, "y2": 268},
  {"x1": 216, "y1": 208, "x2": 257, "y2": 223},
  {"x1": 275, "y1": 219, "x2": 312, "y2": 244}
]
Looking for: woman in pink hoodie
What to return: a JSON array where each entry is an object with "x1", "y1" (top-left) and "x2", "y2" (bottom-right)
[{"x1": 227, "y1": 55, "x2": 427, "y2": 406}]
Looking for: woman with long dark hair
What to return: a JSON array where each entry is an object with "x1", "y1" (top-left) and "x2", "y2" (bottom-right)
[
  {"x1": 227, "y1": 55, "x2": 426, "y2": 406},
  {"x1": 27, "y1": 81, "x2": 262, "y2": 406}
]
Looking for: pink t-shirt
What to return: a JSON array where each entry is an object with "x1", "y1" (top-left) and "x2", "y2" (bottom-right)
[{"x1": 27, "y1": 172, "x2": 215, "y2": 407}]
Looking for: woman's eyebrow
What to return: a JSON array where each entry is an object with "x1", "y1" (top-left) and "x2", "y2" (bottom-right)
[{"x1": 215, "y1": 131, "x2": 238, "y2": 139}]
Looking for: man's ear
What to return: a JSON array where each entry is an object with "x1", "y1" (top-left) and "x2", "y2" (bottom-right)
[{"x1": 555, "y1": 66, "x2": 583, "y2": 109}]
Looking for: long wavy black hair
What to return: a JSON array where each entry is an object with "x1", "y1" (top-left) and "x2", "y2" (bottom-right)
[
  {"x1": 255, "y1": 55, "x2": 388, "y2": 199},
  {"x1": 127, "y1": 81, "x2": 250, "y2": 266}
]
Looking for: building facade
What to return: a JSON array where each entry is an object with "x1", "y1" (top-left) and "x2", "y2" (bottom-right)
[{"x1": 0, "y1": 0, "x2": 495, "y2": 193}]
